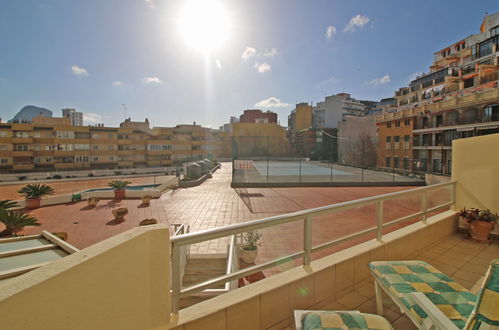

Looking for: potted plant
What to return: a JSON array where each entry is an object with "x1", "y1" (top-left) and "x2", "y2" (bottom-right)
[
  {"x1": 458, "y1": 207, "x2": 498, "y2": 243},
  {"x1": 18, "y1": 184, "x2": 54, "y2": 209},
  {"x1": 108, "y1": 179, "x2": 131, "y2": 200},
  {"x1": 0, "y1": 210, "x2": 40, "y2": 237},
  {"x1": 87, "y1": 196, "x2": 100, "y2": 207},
  {"x1": 239, "y1": 230, "x2": 262, "y2": 264},
  {"x1": 112, "y1": 207, "x2": 128, "y2": 222},
  {"x1": 141, "y1": 195, "x2": 152, "y2": 206}
]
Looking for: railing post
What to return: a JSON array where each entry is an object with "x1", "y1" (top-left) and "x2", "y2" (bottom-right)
[
  {"x1": 303, "y1": 216, "x2": 312, "y2": 266},
  {"x1": 171, "y1": 244, "x2": 181, "y2": 314},
  {"x1": 422, "y1": 191, "x2": 428, "y2": 223},
  {"x1": 376, "y1": 201, "x2": 383, "y2": 241}
]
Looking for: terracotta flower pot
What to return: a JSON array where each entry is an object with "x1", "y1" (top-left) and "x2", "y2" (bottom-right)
[
  {"x1": 469, "y1": 220, "x2": 495, "y2": 243},
  {"x1": 239, "y1": 246, "x2": 258, "y2": 264},
  {"x1": 141, "y1": 196, "x2": 151, "y2": 206},
  {"x1": 114, "y1": 189, "x2": 126, "y2": 200},
  {"x1": 26, "y1": 198, "x2": 41, "y2": 209}
]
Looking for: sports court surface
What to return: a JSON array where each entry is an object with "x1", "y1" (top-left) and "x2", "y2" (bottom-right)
[{"x1": 234, "y1": 160, "x2": 424, "y2": 184}]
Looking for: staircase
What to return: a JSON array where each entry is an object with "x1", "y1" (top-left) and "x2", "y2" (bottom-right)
[{"x1": 180, "y1": 256, "x2": 228, "y2": 309}]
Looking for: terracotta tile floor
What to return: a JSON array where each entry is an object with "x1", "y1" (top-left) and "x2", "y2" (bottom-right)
[
  {"x1": 0, "y1": 175, "x2": 165, "y2": 200},
  {"x1": 5, "y1": 163, "x2": 450, "y2": 261},
  {"x1": 284, "y1": 233, "x2": 499, "y2": 330}
]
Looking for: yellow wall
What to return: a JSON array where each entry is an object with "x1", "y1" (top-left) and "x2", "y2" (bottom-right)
[
  {"x1": 295, "y1": 104, "x2": 312, "y2": 131},
  {"x1": 0, "y1": 225, "x2": 171, "y2": 330},
  {"x1": 231, "y1": 122, "x2": 288, "y2": 157},
  {"x1": 452, "y1": 133, "x2": 499, "y2": 213}
]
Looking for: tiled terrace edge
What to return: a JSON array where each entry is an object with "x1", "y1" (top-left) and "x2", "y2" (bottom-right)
[
  {"x1": 171, "y1": 210, "x2": 457, "y2": 330},
  {"x1": 0, "y1": 224, "x2": 171, "y2": 330}
]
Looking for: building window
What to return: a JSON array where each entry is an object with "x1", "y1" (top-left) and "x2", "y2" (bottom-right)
[
  {"x1": 386, "y1": 122, "x2": 391, "y2": 128},
  {"x1": 404, "y1": 119, "x2": 411, "y2": 126},
  {"x1": 93, "y1": 156, "x2": 99, "y2": 161},
  {"x1": 92, "y1": 145, "x2": 98, "y2": 150},
  {"x1": 394, "y1": 157, "x2": 400, "y2": 168},
  {"x1": 403, "y1": 158, "x2": 410, "y2": 170},
  {"x1": 386, "y1": 157, "x2": 391, "y2": 168},
  {"x1": 395, "y1": 121, "x2": 401, "y2": 127},
  {"x1": 1, "y1": 158, "x2": 9, "y2": 163}
]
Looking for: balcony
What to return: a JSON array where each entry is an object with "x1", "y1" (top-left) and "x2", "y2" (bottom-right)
[
  {"x1": 0, "y1": 134, "x2": 497, "y2": 330},
  {"x1": 12, "y1": 150, "x2": 33, "y2": 157}
]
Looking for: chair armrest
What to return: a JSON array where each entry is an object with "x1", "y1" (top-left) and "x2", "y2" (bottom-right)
[
  {"x1": 410, "y1": 292, "x2": 460, "y2": 330},
  {"x1": 294, "y1": 310, "x2": 308, "y2": 330}
]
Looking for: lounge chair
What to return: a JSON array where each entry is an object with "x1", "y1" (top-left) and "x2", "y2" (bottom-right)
[
  {"x1": 294, "y1": 310, "x2": 393, "y2": 330},
  {"x1": 369, "y1": 259, "x2": 498, "y2": 329}
]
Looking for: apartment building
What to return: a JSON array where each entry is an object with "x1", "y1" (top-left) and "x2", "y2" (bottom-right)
[
  {"x1": 313, "y1": 93, "x2": 368, "y2": 129},
  {"x1": 0, "y1": 118, "x2": 230, "y2": 173},
  {"x1": 62, "y1": 108, "x2": 84, "y2": 126},
  {"x1": 377, "y1": 12, "x2": 499, "y2": 175}
]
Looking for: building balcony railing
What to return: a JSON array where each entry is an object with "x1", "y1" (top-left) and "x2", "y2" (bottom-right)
[{"x1": 170, "y1": 181, "x2": 455, "y2": 312}]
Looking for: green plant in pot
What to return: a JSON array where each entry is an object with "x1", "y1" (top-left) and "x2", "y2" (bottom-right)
[
  {"x1": 458, "y1": 207, "x2": 498, "y2": 243},
  {"x1": 0, "y1": 209, "x2": 40, "y2": 237},
  {"x1": 239, "y1": 230, "x2": 262, "y2": 264},
  {"x1": 18, "y1": 184, "x2": 54, "y2": 209},
  {"x1": 108, "y1": 179, "x2": 131, "y2": 200}
]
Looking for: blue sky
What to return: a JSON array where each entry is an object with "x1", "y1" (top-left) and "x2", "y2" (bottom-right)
[{"x1": 1, "y1": 0, "x2": 498, "y2": 128}]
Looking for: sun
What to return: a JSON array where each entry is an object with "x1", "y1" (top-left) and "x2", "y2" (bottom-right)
[{"x1": 178, "y1": 0, "x2": 230, "y2": 53}]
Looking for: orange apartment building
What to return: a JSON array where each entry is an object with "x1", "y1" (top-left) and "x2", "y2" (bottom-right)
[{"x1": 377, "y1": 12, "x2": 499, "y2": 175}]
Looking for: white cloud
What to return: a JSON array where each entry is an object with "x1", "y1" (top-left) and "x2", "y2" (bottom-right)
[
  {"x1": 71, "y1": 65, "x2": 89, "y2": 77},
  {"x1": 344, "y1": 14, "x2": 370, "y2": 32},
  {"x1": 263, "y1": 48, "x2": 278, "y2": 57},
  {"x1": 241, "y1": 47, "x2": 256, "y2": 60},
  {"x1": 144, "y1": 0, "x2": 155, "y2": 8},
  {"x1": 111, "y1": 80, "x2": 122, "y2": 87},
  {"x1": 83, "y1": 113, "x2": 102, "y2": 124},
  {"x1": 367, "y1": 74, "x2": 391, "y2": 86},
  {"x1": 316, "y1": 76, "x2": 337, "y2": 88},
  {"x1": 326, "y1": 26, "x2": 336, "y2": 39},
  {"x1": 215, "y1": 59, "x2": 222, "y2": 69},
  {"x1": 141, "y1": 77, "x2": 163, "y2": 84},
  {"x1": 254, "y1": 97, "x2": 290, "y2": 108},
  {"x1": 254, "y1": 62, "x2": 271, "y2": 73}
]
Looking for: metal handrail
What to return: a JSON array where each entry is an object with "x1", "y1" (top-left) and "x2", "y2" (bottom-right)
[{"x1": 171, "y1": 181, "x2": 456, "y2": 313}]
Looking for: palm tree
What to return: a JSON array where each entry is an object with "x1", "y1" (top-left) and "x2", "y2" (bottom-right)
[
  {"x1": 0, "y1": 210, "x2": 40, "y2": 237},
  {"x1": 0, "y1": 200, "x2": 18, "y2": 210},
  {"x1": 108, "y1": 179, "x2": 132, "y2": 190},
  {"x1": 18, "y1": 184, "x2": 55, "y2": 199}
]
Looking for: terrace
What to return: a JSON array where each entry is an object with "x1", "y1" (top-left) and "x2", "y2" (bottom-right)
[{"x1": 0, "y1": 133, "x2": 498, "y2": 330}]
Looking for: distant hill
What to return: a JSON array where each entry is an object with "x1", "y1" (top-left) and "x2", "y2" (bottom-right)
[{"x1": 8, "y1": 105, "x2": 53, "y2": 123}]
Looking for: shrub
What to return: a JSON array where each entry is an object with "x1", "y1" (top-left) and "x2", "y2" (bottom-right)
[
  {"x1": 114, "y1": 171, "x2": 122, "y2": 175},
  {"x1": 88, "y1": 173, "x2": 94, "y2": 177},
  {"x1": 53, "y1": 174, "x2": 62, "y2": 179},
  {"x1": 17, "y1": 176, "x2": 27, "y2": 181}
]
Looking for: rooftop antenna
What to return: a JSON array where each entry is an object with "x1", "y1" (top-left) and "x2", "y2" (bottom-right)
[{"x1": 121, "y1": 104, "x2": 127, "y2": 119}]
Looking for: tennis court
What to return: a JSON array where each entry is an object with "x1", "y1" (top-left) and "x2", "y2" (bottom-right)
[{"x1": 232, "y1": 159, "x2": 424, "y2": 185}]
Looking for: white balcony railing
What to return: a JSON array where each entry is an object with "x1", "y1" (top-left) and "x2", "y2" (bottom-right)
[{"x1": 170, "y1": 181, "x2": 456, "y2": 313}]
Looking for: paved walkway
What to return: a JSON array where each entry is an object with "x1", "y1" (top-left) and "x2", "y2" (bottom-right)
[{"x1": 9, "y1": 163, "x2": 451, "y2": 264}]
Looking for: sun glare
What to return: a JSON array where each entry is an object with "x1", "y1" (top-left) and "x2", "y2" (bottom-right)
[{"x1": 178, "y1": 0, "x2": 230, "y2": 53}]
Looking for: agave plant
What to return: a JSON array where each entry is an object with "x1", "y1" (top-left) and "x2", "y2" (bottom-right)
[
  {"x1": 0, "y1": 200, "x2": 18, "y2": 210},
  {"x1": 108, "y1": 179, "x2": 132, "y2": 190},
  {"x1": 18, "y1": 184, "x2": 55, "y2": 199},
  {"x1": 0, "y1": 210, "x2": 40, "y2": 236}
]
